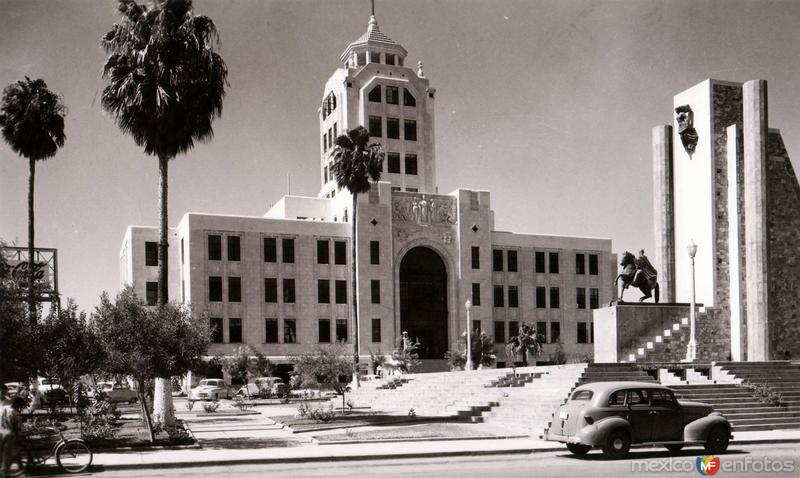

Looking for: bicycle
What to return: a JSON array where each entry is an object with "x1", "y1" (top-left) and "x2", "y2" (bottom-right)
[{"x1": 7, "y1": 424, "x2": 92, "y2": 475}]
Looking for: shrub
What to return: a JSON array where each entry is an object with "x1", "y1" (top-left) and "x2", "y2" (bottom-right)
[
  {"x1": 232, "y1": 396, "x2": 253, "y2": 412},
  {"x1": 741, "y1": 381, "x2": 783, "y2": 407},
  {"x1": 202, "y1": 400, "x2": 221, "y2": 413},
  {"x1": 80, "y1": 397, "x2": 120, "y2": 442},
  {"x1": 297, "y1": 403, "x2": 335, "y2": 422}
]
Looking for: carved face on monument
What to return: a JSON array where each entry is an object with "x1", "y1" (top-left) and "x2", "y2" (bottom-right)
[{"x1": 675, "y1": 104, "x2": 698, "y2": 155}]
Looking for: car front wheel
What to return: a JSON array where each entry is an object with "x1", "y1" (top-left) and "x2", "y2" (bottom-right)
[
  {"x1": 566, "y1": 443, "x2": 591, "y2": 456},
  {"x1": 603, "y1": 429, "x2": 631, "y2": 459},
  {"x1": 704, "y1": 426, "x2": 730, "y2": 454}
]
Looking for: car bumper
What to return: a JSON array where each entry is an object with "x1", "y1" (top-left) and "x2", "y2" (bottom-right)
[{"x1": 543, "y1": 431, "x2": 582, "y2": 444}]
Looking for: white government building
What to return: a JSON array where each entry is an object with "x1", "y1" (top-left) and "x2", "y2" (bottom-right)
[{"x1": 120, "y1": 14, "x2": 615, "y2": 376}]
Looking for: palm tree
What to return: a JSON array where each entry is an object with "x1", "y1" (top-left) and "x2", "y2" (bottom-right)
[
  {"x1": 100, "y1": 0, "x2": 228, "y2": 428},
  {"x1": 330, "y1": 126, "x2": 384, "y2": 369},
  {"x1": 506, "y1": 322, "x2": 544, "y2": 366},
  {"x1": 0, "y1": 77, "x2": 67, "y2": 323}
]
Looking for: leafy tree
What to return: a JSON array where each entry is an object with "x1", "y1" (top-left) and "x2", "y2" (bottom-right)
[
  {"x1": 389, "y1": 332, "x2": 421, "y2": 374},
  {"x1": 506, "y1": 322, "x2": 544, "y2": 366},
  {"x1": 0, "y1": 78, "x2": 67, "y2": 321},
  {"x1": 291, "y1": 344, "x2": 355, "y2": 412},
  {"x1": 330, "y1": 126, "x2": 384, "y2": 365},
  {"x1": 92, "y1": 287, "x2": 211, "y2": 442},
  {"x1": 101, "y1": 0, "x2": 228, "y2": 427},
  {"x1": 445, "y1": 330, "x2": 496, "y2": 370},
  {"x1": 221, "y1": 344, "x2": 274, "y2": 386},
  {"x1": 0, "y1": 243, "x2": 39, "y2": 384}
]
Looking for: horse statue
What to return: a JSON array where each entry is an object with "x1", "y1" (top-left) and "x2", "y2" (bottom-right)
[{"x1": 614, "y1": 251, "x2": 659, "y2": 303}]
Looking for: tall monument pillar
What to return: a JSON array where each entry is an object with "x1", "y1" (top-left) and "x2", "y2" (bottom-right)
[
  {"x1": 653, "y1": 125, "x2": 675, "y2": 302},
  {"x1": 743, "y1": 79, "x2": 770, "y2": 361}
]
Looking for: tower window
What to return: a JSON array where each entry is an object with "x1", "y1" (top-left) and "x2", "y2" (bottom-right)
[
  {"x1": 386, "y1": 54, "x2": 396, "y2": 65},
  {"x1": 145, "y1": 241, "x2": 158, "y2": 266},
  {"x1": 370, "y1": 51, "x2": 380, "y2": 63},
  {"x1": 589, "y1": 254, "x2": 599, "y2": 275},
  {"x1": 387, "y1": 117, "x2": 399, "y2": 139},
  {"x1": 404, "y1": 120, "x2": 417, "y2": 141},
  {"x1": 368, "y1": 85, "x2": 381, "y2": 103},
  {"x1": 387, "y1": 153, "x2": 401, "y2": 173},
  {"x1": 403, "y1": 88, "x2": 416, "y2": 107},
  {"x1": 369, "y1": 115, "x2": 382, "y2": 137},
  {"x1": 404, "y1": 154, "x2": 417, "y2": 175},
  {"x1": 356, "y1": 52, "x2": 366, "y2": 66},
  {"x1": 386, "y1": 86, "x2": 399, "y2": 105}
]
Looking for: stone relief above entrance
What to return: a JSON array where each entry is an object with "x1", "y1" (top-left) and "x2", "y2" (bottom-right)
[{"x1": 392, "y1": 193, "x2": 457, "y2": 225}]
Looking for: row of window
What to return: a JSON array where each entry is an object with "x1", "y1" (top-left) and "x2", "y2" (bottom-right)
[
  {"x1": 487, "y1": 249, "x2": 600, "y2": 275},
  {"x1": 368, "y1": 116, "x2": 417, "y2": 141},
  {"x1": 321, "y1": 91, "x2": 337, "y2": 119},
  {"x1": 206, "y1": 235, "x2": 350, "y2": 265},
  {"x1": 367, "y1": 85, "x2": 416, "y2": 107},
  {"x1": 468, "y1": 284, "x2": 600, "y2": 309},
  {"x1": 471, "y1": 320, "x2": 595, "y2": 345},
  {"x1": 348, "y1": 51, "x2": 404, "y2": 69},
  {"x1": 322, "y1": 122, "x2": 338, "y2": 153},
  {"x1": 209, "y1": 317, "x2": 383, "y2": 344}
]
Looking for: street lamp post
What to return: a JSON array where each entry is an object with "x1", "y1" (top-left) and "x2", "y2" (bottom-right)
[
  {"x1": 686, "y1": 241, "x2": 698, "y2": 362},
  {"x1": 465, "y1": 300, "x2": 472, "y2": 371}
]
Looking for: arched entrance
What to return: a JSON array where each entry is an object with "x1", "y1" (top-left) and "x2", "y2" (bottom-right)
[{"x1": 399, "y1": 246, "x2": 448, "y2": 359}]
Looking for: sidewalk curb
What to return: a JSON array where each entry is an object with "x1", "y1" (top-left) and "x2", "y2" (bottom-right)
[{"x1": 314, "y1": 434, "x2": 530, "y2": 445}]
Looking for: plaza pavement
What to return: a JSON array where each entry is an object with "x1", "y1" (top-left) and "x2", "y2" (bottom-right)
[{"x1": 87, "y1": 400, "x2": 800, "y2": 472}]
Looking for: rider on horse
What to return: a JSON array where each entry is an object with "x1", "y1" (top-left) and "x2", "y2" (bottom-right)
[{"x1": 634, "y1": 249, "x2": 657, "y2": 285}]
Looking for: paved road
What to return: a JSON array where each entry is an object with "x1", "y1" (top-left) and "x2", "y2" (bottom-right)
[{"x1": 63, "y1": 442, "x2": 799, "y2": 478}]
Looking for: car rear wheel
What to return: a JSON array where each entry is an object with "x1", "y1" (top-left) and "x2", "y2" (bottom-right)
[
  {"x1": 566, "y1": 443, "x2": 591, "y2": 456},
  {"x1": 603, "y1": 429, "x2": 631, "y2": 459},
  {"x1": 665, "y1": 444, "x2": 683, "y2": 453},
  {"x1": 704, "y1": 426, "x2": 729, "y2": 454}
]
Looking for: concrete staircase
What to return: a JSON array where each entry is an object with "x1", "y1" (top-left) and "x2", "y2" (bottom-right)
[{"x1": 620, "y1": 316, "x2": 692, "y2": 363}]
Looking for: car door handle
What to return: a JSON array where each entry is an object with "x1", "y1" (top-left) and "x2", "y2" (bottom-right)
[{"x1": 649, "y1": 411, "x2": 659, "y2": 415}]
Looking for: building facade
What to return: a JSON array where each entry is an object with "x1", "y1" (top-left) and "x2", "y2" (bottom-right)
[{"x1": 120, "y1": 15, "x2": 615, "y2": 369}]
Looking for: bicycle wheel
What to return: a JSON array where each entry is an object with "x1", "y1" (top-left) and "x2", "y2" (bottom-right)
[{"x1": 56, "y1": 440, "x2": 92, "y2": 473}]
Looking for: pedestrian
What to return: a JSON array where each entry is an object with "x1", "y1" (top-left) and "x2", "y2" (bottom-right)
[{"x1": 0, "y1": 385, "x2": 22, "y2": 478}]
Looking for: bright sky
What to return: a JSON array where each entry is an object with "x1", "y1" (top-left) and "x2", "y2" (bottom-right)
[{"x1": 1, "y1": 0, "x2": 799, "y2": 311}]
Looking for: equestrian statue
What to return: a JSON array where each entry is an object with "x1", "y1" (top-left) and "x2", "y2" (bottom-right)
[{"x1": 615, "y1": 249, "x2": 659, "y2": 303}]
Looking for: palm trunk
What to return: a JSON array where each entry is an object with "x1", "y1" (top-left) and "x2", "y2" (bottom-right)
[
  {"x1": 351, "y1": 193, "x2": 359, "y2": 365},
  {"x1": 153, "y1": 154, "x2": 174, "y2": 429},
  {"x1": 27, "y1": 156, "x2": 36, "y2": 324}
]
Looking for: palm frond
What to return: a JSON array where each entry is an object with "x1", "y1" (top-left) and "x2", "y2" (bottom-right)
[
  {"x1": 329, "y1": 126, "x2": 385, "y2": 195},
  {"x1": 0, "y1": 77, "x2": 67, "y2": 161}
]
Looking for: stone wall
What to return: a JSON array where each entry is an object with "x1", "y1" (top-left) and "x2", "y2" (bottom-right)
[{"x1": 766, "y1": 132, "x2": 800, "y2": 359}]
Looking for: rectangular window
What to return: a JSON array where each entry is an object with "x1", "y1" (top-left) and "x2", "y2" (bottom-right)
[
  {"x1": 336, "y1": 319, "x2": 348, "y2": 342},
  {"x1": 282, "y1": 238, "x2": 295, "y2": 263},
  {"x1": 334, "y1": 241, "x2": 347, "y2": 265},
  {"x1": 406, "y1": 187, "x2": 417, "y2": 192},
  {"x1": 590, "y1": 322, "x2": 594, "y2": 343},
  {"x1": 471, "y1": 246, "x2": 480, "y2": 269},
  {"x1": 576, "y1": 288, "x2": 586, "y2": 309},
  {"x1": 228, "y1": 277, "x2": 242, "y2": 302},
  {"x1": 590, "y1": 288, "x2": 600, "y2": 309},
  {"x1": 145, "y1": 241, "x2": 158, "y2": 266},
  {"x1": 228, "y1": 236, "x2": 241, "y2": 261},
  {"x1": 264, "y1": 278, "x2": 277, "y2": 303},
  {"x1": 576, "y1": 253, "x2": 585, "y2": 275},
  {"x1": 404, "y1": 119, "x2": 417, "y2": 141},
  {"x1": 577, "y1": 322, "x2": 588, "y2": 344},
  {"x1": 387, "y1": 117, "x2": 399, "y2": 139},
  {"x1": 589, "y1": 254, "x2": 599, "y2": 275},
  {"x1": 210, "y1": 317, "x2": 223, "y2": 343},
  {"x1": 550, "y1": 287, "x2": 560, "y2": 308},
  {"x1": 145, "y1": 281, "x2": 158, "y2": 306},
  {"x1": 386, "y1": 54, "x2": 396, "y2": 65},
  {"x1": 371, "y1": 280, "x2": 380, "y2": 304},
  {"x1": 494, "y1": 321, "x2": 505, "y2": 344},
  {"x1": 317, "y1": 240, "x2": 329, "y2": 264},
  {"x1": 369, "y1": 51, "x2": 380, "y2": 63},
  {"x1": 284, "y1": 319, "x2": 297, "y2": 343},
  {"x1": 318, "y1": 319, "x2": 331, "y2": 343},
  {"x1": 535, "y1": 286, "x2": 546, "y2": 308},
  {"x1": 551, "y1": 321, "x2": 561, "y2": 343},
  {"x1": 508, "y1": 285, "x2": 519, "y2": 308},
  {"x1": 493, "y1": 249, "x2": 503, "y2": 272},
  {"x1": 264, "y1": 237, "x2": 277, "y2": 262},
  {"x1": 507, "y1": 250, "x2": 518, "y2": 272},
  {"x1": 535, "y1": 251, "x2": 545, "y2": 273},
  {"x1": 403, "y1": 88, "x2": 416, "y2": 107},
  {"x1": 493, "y1": 285, "x2": 504, "y2": 307},
  {"x1": 229, "y1": 318, "x2": 242, "y2": 343},
  {"x1": 357, "y1": 52, "x2": 366, "y2": 66},
  {"x1": 370, "y1": 241, "x2": 380, "y2": 264},
  {"x1": 473, "y1": 320, "x2": 481, "y2": 334},
  {"x1": 368, "y1": 85, "x2": 381, "y2": 102},
  {"x1": 265, "y1": 318, "x2": 278, "y2": 343},
  {"x1": 208, "y1": 235, "x2": 222, "y2": 261},
  {"x1": 387, "y1": 152, "x2": 401, "y2": 173},
  {"x1": 180, "y1": 238, "x2": 184, "y2": 264},
  {"x1": 209, "y1": 276, "x2": 222, "y2": 302},
  {"x1": 470, "y1": 191, "x2": 479, "y2": 210},
  {"x1": 283, "y1": 278, "x2": 295, "y2": 303},
  {"x1": 335, "y1": 280, "x2": 348, "y2": 304},
  {"x1": 549, "y1": 252, "x2": 559, "y2": 274},
  {"x1": 536, "y1": 321, "x2": 547, "y2": 343},
  {"x1": 471, "y1": 283, "x2": 481, "y2": 306},
  {"x1": 404, "y1": 154, "x2": 418, "y2": 175},
  {"x1": 318, "y1": 279, "x2": 330, "y2": 303},
  {"x1": 509, "y1": 321, "x2": 519, "y2": 341},
  {"x1": 386, "y1": 86, "x2": 399, "y2": 104},
  {"x1": 322, "y1": 132, "x2": 327, "y2": 153},
  {"x1": 369, "y1": 115, "x2": 382, "y2": 137},
  {"x1": 371, "y1": 318, "x2": 381, "y2": 343}
]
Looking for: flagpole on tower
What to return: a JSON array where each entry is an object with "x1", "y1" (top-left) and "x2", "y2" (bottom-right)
[{"x1": 371, "y1": 0, "x2": 375, "y2": 16}]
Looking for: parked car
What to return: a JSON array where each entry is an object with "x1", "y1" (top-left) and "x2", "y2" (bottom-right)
[
  {"x1": 95, "y1": 382, "x2": 138, "y2": 404},
  {"x1": 237, "y1": 377, "x2": 286, "y2": 398},
  {"x1": 190, "y1": 379, "x2": 233, "y2": 401},
  {"x1": 544, "y1": 381, "x2": 732, "y2": 459},
  {"x1": 36, "y1": 377, "x2": 67, "y2": 405},
  {"x1": 3, "y1": 382, "x2": 21, "y2": 398}
]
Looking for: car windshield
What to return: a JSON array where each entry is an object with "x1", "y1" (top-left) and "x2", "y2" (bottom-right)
[
  {"x1": 570, "y1": 390, "x2": 593, "y2": 401},
  {"x1": 200, "y1": 380, "x2": 223, "y2": 387}
]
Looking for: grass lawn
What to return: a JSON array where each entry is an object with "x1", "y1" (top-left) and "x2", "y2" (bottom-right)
[
  {"x1": 271, "y1": 411, "x2": 461, "y2": 433},
  {"x1": 315, "y1": 423, "x2": 499, "y2": 442}
]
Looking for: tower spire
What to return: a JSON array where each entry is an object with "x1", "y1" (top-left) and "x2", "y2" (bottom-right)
[{"x1": 371, "y1": 0, "x2": 375, "y2": 16}]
